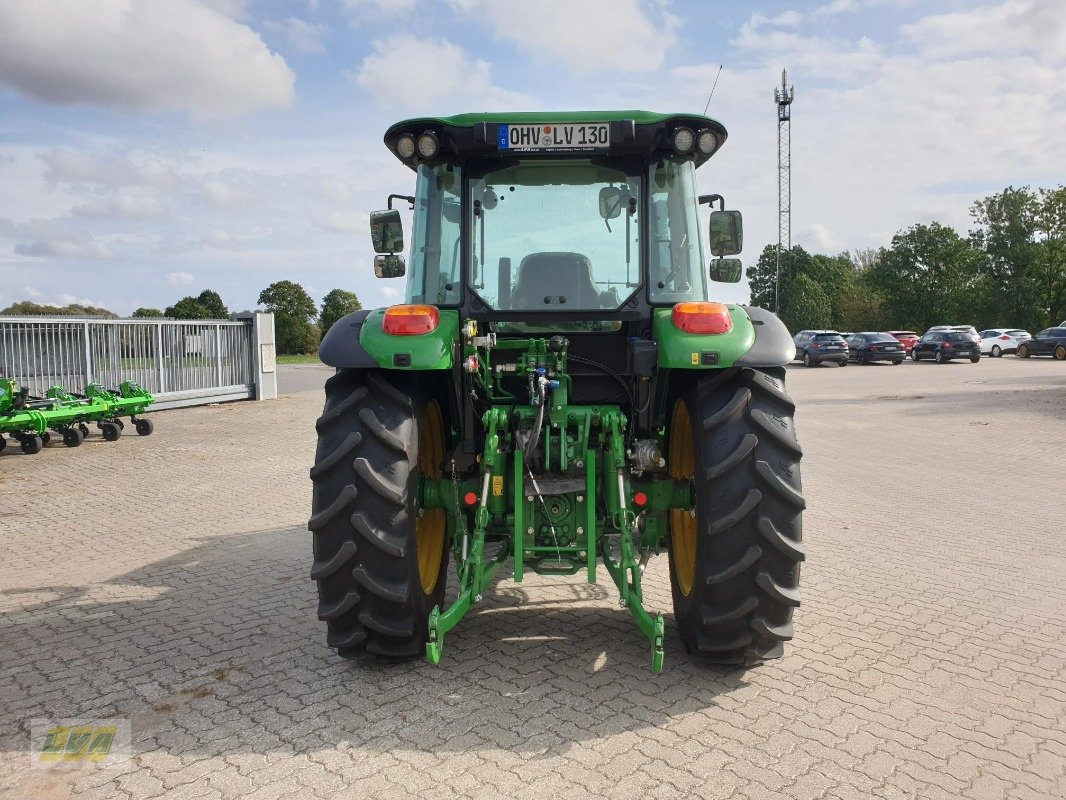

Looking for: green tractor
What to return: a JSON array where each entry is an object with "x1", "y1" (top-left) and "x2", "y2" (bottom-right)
[{"x1": 309, "y1": 111, "x2": 803, "y2": 671}]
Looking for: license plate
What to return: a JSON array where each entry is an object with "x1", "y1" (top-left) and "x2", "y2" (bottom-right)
[{"x1": 498, "y1": 123, "x2": 610, "y2": 151}]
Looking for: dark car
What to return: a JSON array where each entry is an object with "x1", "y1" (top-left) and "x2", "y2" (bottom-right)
[
  {"x1": 793, "y1": 330, "x2": 849, "y2": 367},
  {"x1": 1016, "y1": 328, "x2": 1066, "y2": 360},
  {"x1": 846, "y1": 332, "x2": 906, "y2": 364},
  {"x1": 911, "y1": 331, "x2": 980, "y2": 363}
]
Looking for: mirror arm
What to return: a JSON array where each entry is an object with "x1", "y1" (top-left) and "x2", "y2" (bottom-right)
[
  {"x1": 699, "y1": 193, "x2": 725, "y2": 210},
  {"x1": 387, "y1": 194, "x2": 415, "y2": 210}
]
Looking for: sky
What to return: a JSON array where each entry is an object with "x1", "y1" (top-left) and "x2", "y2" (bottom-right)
[{"x1": 0, "y1": 0, "x2": 1063, "y2": 316}]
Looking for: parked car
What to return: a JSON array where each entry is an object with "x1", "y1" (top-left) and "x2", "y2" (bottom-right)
[
  {"x1": 888, "y1": 330, "x2": 919, "y2": 353},
  {"x1": 1016, "y1": 328, "x2": 1066, "y2": 359},
  {"x1": 978, "y1": 328, "x2": 1031, "y2": 357},
  {"x1": 912, "y1": 331, "x2": 981, "y2": 363},
  {"x1": 926, "y1": 325, "x2": 981, "y2": 344},
  {"x1": 846, "y1": 332, "x2": 906, "y2": 364},
  {"x1": 793, "y1": 330, "x2": 849, "y2": 367}
]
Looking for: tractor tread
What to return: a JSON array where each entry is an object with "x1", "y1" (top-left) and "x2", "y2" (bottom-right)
[
  {"x1": 366, "y1": 372, "x2": 413, "y2": 410},
  {"x1": 353, "y1": 566, "x2": 410, "y2": 604},
  {"x1": 366, "y1": 638, "x2": 423, "y2": 658},
  {"x1": 316, "y1": 386, "x2": 368, "y2": 431},
  {"x1": 359, "y1": 609, "x2": 415, "y2": 637},
  {"x1": 358, "y1": 407, "x2": 409, "y2": 457},
  {"x1": 704, "y1": 433, "x2": 757, "y2": 480},
  {"x1": 307, "y1": 484, "x2": 358, "y2": 532},
  {"x1": 309, "y1": 540, "x2": 357, "y2": 580},
  {"x1": 707, "y1": 488, "x2": 761, "y2": 534},
  {"x1": 698, "y1": 630, "x2": 754, "y2": 652},
  {"x1": 755, "y1": 460, "x2": 807, "y2": 509},
  {"x1": 705, "y1": 545, "x2": 762, "y2": 585},
  {"x1": 351, "y1": 511, "x2": 407, "y2": 557},
  {"x1": 353, "y1": 457, "x2": 405, "y2": 506},
  {"x1": 308, "y1": 432, "x2": 361, "y2": 480},
  {"x1": 751, "y1": 617, "x2": 794, "y2": 641},
  {"x1": 741, "y1": 368, "x2": 795, "y2": 413},
  {"x1": 757, "y1": 516, "x2": 805, "y2": 562},
  {"x1": 317, "y1": 590, "x2": 360, "y2": 621},
  {"x1": 749, "y1": 408, "x2": 804, "y2": 458},
  {"x1": 327, "y1": 626, "x2": 368, "y2": 649},
  {"x1": 756, "y1": 570, "x2": 801, "y2": 607},
  {"x1": 701, "y1": 387, "x2": 750, "y2": 432},
  {"x1": 702, "y1": 596, "x2": 759, "y2": 625}
]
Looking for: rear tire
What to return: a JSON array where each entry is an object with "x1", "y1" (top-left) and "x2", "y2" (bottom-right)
[
  {"x1": 992, "y1": 345, "x2": 1001, "y2": 357},
  {"x1": 802, "y1": 352, "x2": 812, "y2": 367},
  {"x1": 101, "y1": 422, "x2": 121, "y2": 441},
  {"x1": 309, "y1": 369, "x2": 449, "y2": 661},
  {"x1": 62, "y1": 427, "x2": 84, "y2": 447},
  {"x1": 935, "y1": 350, "x2": 945, "y2": 364},
  {"x1": 21, "y1": 435, "x2": 43, "y2": 455},
  {"x1": 1055, "y1": 345, "x2": 1066, "y2": 361},
  {"x1": 135, "y1": 418, "x2": 154, "y2": 436},
  {"x1": 911, "y1": 350, "x2": 920, "y2": 362},
  {"x1": 1017, "y1": 344, "x2": 1029, "y2": 358},
  {"x1": 667, "y1": 368, "x2": 804, "y2": 665}
]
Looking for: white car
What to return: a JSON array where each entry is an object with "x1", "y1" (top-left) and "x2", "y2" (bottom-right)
[{"x1": 978, "y1": 328, "x2": 1031, "y2": 357}]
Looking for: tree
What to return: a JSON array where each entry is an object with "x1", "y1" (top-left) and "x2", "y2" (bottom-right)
[
  {"x1": 259, "y1": 280, "x2": 320, "y2": 354},
  {"x1": 1, "y1": 300, "x2": 116, "y2": 317},
  {"x1": 1035, "y1": 185, "x2": 1066, "y2": 325},
  {"x1": 779, "y1": 272, "x2": 832, "y2": 332},
  {"x1": 970, "y1": 186, "x2": 1044, "y2": 330},
  {"x1": 867, "y1": 222, "x2": 982, "y2": 331},
  {"x1": 195, "y1": 289, "x2": 228, "y2": 319},
  {"x1": 165, "y1": 297, "x2": 212, "y2": 319},
  {"x1": 131, "y1": 307, "x2": 164, "y2": 318},
  {"x1": 319, "y1": 289, "x2": 363, "y2": 337}
]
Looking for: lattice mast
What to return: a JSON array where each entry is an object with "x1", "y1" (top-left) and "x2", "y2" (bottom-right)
[{"x1": 774, "y1": 69, "x2": 794, "y2": 313}]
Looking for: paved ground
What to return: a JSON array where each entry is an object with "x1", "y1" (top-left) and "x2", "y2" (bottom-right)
[{"x1": 1, "y1": 357, "x2": 1064, "y2": 799}]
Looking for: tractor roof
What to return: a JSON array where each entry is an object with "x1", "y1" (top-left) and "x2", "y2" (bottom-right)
[{"x1": 384, "y1": 110, "x2": 728, "y2": 171}]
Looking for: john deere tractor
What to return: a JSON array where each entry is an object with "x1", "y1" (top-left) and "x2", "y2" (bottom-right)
[{"x1": 309, "y1": 112, "x2": 803, "y2": 671}]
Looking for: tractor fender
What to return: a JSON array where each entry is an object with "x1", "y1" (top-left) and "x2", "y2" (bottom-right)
[
  {"x1": 319, "y1": 310, "x2": 377, "y2": 369},
  {"x1": 735, "y1": 305, "x2": 796, "y2": 367}
]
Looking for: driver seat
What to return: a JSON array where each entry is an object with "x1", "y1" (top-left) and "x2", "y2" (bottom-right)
[{"x1": 511, "y1": 252, "x2": 599, "y2": 308}]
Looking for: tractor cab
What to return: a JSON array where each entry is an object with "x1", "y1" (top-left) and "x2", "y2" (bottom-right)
[{"x1": 369, "y1": 112, "x2": 743, "y2": 332}]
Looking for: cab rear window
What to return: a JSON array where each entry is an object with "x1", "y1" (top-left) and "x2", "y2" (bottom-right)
[{"x1": 813, "y1": 333, "x2": 843, "y2": 341}]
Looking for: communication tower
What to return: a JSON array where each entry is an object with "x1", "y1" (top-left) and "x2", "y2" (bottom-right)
[{"x1": 774, "y1": 69, "x2": 794, "y2": 313}]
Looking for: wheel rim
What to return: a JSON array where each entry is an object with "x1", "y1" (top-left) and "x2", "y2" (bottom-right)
[
  {"x1": 1057, "y1": 346, "x2": 1066, "y2": 360},
  {"x1": 668, "y1": 399, "x2": 697, "y2": 597},
  {"x1": 416, "y1": 400, "x2": 446, "y2": 595},
  {"x1": 992, "y1": 346, "x2": 1000, "y2": 357},
  {"x1": 1019, "y1": 346, "x2": 1027, "y2": 358}
]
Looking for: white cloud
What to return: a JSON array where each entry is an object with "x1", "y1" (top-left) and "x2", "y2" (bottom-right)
[
  {"x1": 41, "y1": 149, "x2": 180, "y2": 190},
  {"x1": 317, "y1": 211, "x2": 369, "y2": 234},
  {"x1": 379, "y1": 286, "x2": 401, "y2": 298},
  {"x1": 265, "y1": 16, "x2": 328, "y2": 53},
  {"x1": 448, "y1": 0, "x2": 678, "y2": 73},
  {"x1": 15, "y1": 237, "x2": 111, "y2": 259},
  {"x1": 902, "y1": 0, "x2": 1066, "y2": 60},
  {"x1": 71, "y1": 193, "x2": 166, "y2": 220},
  {"x1": 353, "y1": 35, "x2": 531, "y2": 111},
  {"x1": 166, "y1": 272, "x2": 195, "y2": 286},
  {"x1": 343, "y1": 0, "x2": 415, "y2": 17},
  {"x1": 0, "y1": 0, "x2": 295, "y2": 117}
]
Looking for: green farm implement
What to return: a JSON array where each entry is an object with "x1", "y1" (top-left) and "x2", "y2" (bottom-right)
[
  {"x1": 0, "y1": 378, "x2": 155, "y2": 454},
  {"x1": 309, "y1": 111, "x2": 804, "y2": 671}
]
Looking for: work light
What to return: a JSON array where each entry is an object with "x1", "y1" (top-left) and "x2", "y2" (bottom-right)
[
  {"x1": 417, "y1": 131, "x2": 439, "y2": 159},
  {"x1": 696, "y1": 129, "x2": 718, "y2": 156},
  {"x1": 396, "y1": 134, "x2": 416, "y2": 159},
  {"x1": 672, "y1": 126, "x2": 694, "y2": 154}
]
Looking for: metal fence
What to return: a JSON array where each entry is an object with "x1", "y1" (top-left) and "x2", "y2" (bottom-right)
[{"x1": 0, "y1": 316, "x2": 268, "y2": 410}]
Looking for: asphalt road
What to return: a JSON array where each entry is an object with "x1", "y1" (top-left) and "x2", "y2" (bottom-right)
[{"x1": 1, "y1": 356, "x2": 1064, "y2": 799}]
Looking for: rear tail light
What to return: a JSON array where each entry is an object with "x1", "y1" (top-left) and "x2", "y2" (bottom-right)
[
  {"x1": 943, "y1": 341, "x2": 954, "y2": 348},
  {"x1": 1000, "y1": 335, "x2": 1010, "y2": 340},
  {"x1": 672, "y1": 302, "x2": 732, "y2": 334},
  {"x1": 382, "y1": 304, "x2": 439, "y2": 335},
  {"x1": 810, "y1": 342, "x2": 821, "y2": 349}
]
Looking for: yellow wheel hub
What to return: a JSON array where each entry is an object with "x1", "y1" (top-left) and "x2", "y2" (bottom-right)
[
  {"x1": 416, "y1": 400, "x2": 446, "y2": 595},
  {"x1": 669, "y1": 399, "x2": 697, "y2": 596}
]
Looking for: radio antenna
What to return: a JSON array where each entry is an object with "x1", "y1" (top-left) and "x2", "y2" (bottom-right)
[{"x1": 702, "y1": 65, "x2": 723, "y2": 115}]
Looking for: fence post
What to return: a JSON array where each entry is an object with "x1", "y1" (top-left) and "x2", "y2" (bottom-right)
[
  {"x1": 82, "y1": 321, "x2": 92, "y2": 384},
  {"x1": 242, "y1": 312, "x2": 277, "y2": 401},
  {"x1": 156, "y1": 323, "x2": 165, "y2": 394}
]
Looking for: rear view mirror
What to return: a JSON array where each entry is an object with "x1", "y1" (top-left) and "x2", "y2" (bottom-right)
[
  {"x1": 709, "y1": 209, "x2": 743, "y2": 256},
  {"x1": 374, "y1": 254, "x2": 406, "y2": 278},
  {"x1": 370, "y1": 209, "x2": 404, "y2": 253},
  {"x1": 599, "y1": 186, "x2": 624, "y2": 220},
  {"x1": 710, "y1": 257, "x2": 742, "y2": 283}
]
